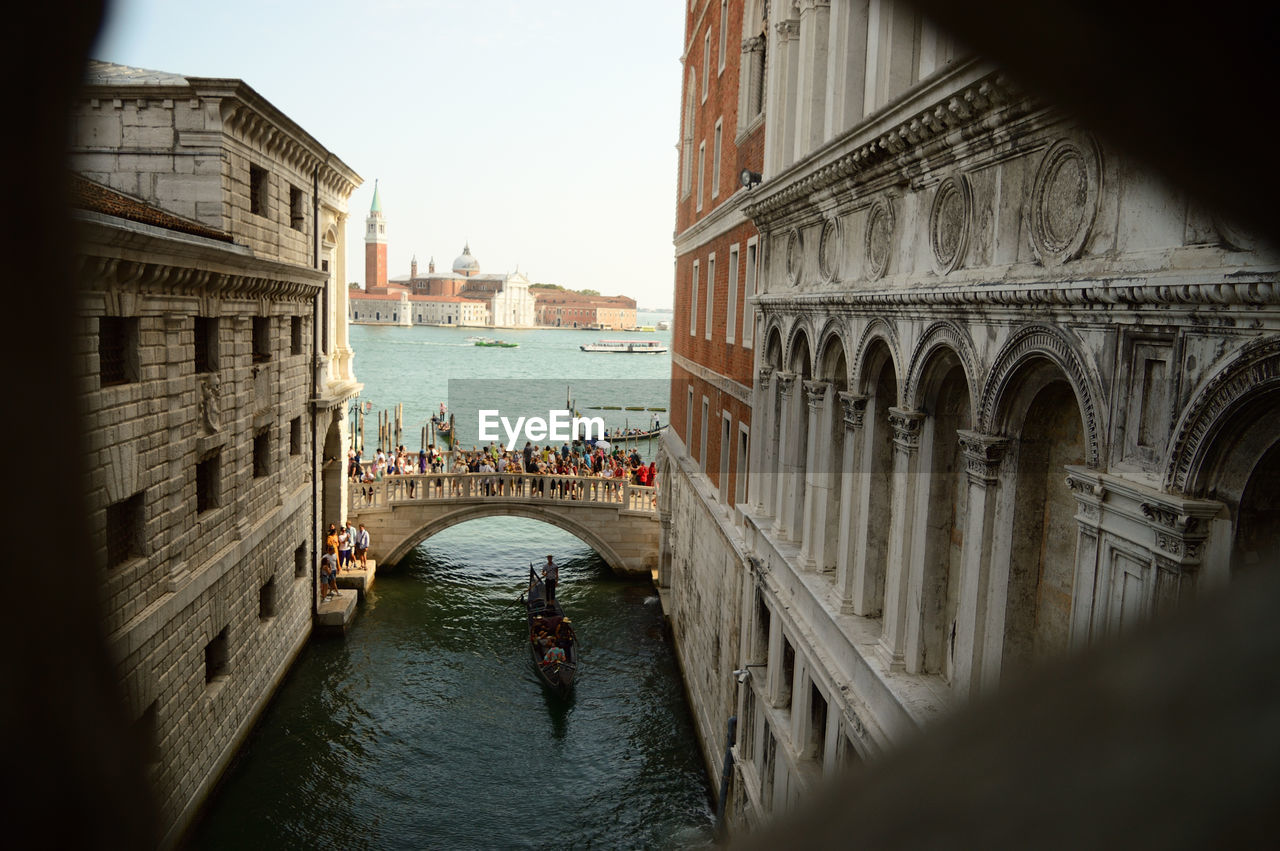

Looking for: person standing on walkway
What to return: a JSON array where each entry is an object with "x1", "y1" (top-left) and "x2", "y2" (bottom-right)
[
  {"x1": 320, "y1": 551, "x2": 340, "y2": 601},
  {"x1": 543, "y1": 554, "x2": 559, "y2": 603},
  {"x1": 338, "y1": 523, "x2": 353, "y2": 571},
  {"x1": 355, "y1": 523, "x2": 370, "y2": 570}
]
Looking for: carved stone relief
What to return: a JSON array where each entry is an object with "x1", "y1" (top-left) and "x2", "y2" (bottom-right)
[
  {"x1": 929, "y1": 175, "x2": 972, "y2": 275},
  {"x1": 864, "y1": 198, "x2": 894, "y2": 281},
  {"x1": 1028, "y1": 136, "x2": 1101, "y2": 266},
  {"x1": 785, "y1": 228, "x2": 803, "y2": 286},
  {"x1": 818, "y1": 216, "x2": 841, "y2": 283}
]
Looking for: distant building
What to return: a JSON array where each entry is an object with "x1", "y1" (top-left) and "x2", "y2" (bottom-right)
[
  {"x1": 69, "y1": 60, "x2": 361, "y2": 847},
  {"x1": 350, "y1": 189, "x2": 535, "y2": 327},
  {"x1": 533, "y1": 290, "x2": 638, "y2": 330}
]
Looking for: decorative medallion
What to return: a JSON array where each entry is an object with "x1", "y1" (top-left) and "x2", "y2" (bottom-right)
[
  {"x1": 929, "y1": 175, "x2": 972, "y2": 275},
  {"x1": 1029, "y1": 136, "x2": 1100, "y2": 266},
  {"x1": 864, "y1": 198, "x2": 894, "y2": 281},
  {"x1": 818, "y1": 216, "x2": 841, "y2": 283},
  {"x1": 785, "y1": 228, "x2": 803, "y2": 286}
]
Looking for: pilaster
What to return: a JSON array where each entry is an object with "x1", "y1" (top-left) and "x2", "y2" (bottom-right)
[
  {"x1": 951, "y1": 430, "x2": 1010, "y2": 699},
  {"x1": 771, "y1": 371, "x2": 797, "y2": 538},
  {"x1": 835, "y1": 393, "x2": 867, "y2": 613},
  {"x1": 799, "y1": 379, "x2": 830, "y2": 566},
  {"x1": 879, "y1": 407, "x2": 923, "y2": 667}
]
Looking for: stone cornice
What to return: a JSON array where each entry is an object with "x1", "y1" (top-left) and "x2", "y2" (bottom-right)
[
  {"x1": 672, "y1": 352, "x2": 753, "y2": 405},
  {"x1": 754, "y1": 271, "x2": 1280, "y2": 312},
  {"x1": 674, "y1": 188, "x2": 754, "y2": 254},
  {"x1": 745, "y1": 60, "x2": 1019, "y2": 226},
  {"x1": 75, "y1": 212, "x2": 325, "y2": 303}
]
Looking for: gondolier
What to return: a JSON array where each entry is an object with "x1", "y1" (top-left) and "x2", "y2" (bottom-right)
[{"x1": 542, "y1": 554, "x2": 559, "y2": 603}]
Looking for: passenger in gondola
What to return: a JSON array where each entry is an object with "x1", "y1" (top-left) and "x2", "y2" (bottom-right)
[
  {"x1": 555, "y1": 618, "x2": 575, "y2": 648},
  {"x1": 542, "y1": 644, "x2": 566, "y2": 666}
]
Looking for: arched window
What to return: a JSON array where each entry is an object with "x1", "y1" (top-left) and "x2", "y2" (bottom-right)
[{"x1": 681, "y1": 69, "x2": 696, "y2": 199}]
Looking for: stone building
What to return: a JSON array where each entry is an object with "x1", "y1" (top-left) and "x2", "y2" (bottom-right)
[
  {"x1": 534, "y1": 291, "x2": 639, "y2": 329},
  {"x1": 349, "y1": 290, "x2": 490, "y2": 326},
  {"x1": 69, "y1": 61, "x2": 361, "y2": 846},
  {"x1": 659, "y1": 0, "x2": 1280, "y2": 836}
]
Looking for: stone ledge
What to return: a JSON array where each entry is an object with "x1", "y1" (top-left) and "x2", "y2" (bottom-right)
[
  {"x1": 314, "y1": 591, "x2": 357, "y2": 636},
  {"x1": 335, "y1": 559, "x2": 376, "y2": 597}
]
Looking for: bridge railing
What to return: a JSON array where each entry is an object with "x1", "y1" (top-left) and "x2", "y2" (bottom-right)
[{"x1": 350, "y1": 472, "x2": 658, "y2": 516}]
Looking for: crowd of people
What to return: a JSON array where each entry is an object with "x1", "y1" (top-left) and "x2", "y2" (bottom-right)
[
  {"x1": 318, "y1": 519, "x2": 370, "y2": 602},
  {"x1": 348, "y1": 440, "x2": 659, "y2": 503}
]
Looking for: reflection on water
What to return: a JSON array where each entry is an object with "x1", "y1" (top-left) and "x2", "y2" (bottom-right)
[{"x1": 191, "y1": 518, "x2": 714, "y2": 850}]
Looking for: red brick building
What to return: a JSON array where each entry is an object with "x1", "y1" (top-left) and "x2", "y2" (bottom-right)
[
  {"x1": 668, "y1": 0, "x2": 765, "y2": 512},
  {"x1": 534, "y1": 291, "x2": 638, "y2": 329}
]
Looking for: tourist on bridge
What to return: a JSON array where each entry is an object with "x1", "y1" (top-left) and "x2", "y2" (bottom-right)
[
  {"x1": 355, "y1": 523, "x2": 370, "y2": 570},
  {"x1": 543, "y1": 554, "x2": 559, "y2": 603}
]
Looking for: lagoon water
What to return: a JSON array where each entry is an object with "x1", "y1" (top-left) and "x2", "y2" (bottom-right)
[{"x1": 189, "y1": 316, "x2": 716, "y2": 849}]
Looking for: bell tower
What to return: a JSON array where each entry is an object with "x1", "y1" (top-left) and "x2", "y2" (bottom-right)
[{"x1": 364, "y1": 180, "x2": 388, "y2": 290}]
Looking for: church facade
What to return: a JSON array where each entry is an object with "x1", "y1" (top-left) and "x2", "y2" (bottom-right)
[
  {"x1": 349, "y1": 188, "x2": 536, "y2": 328},
  {"x1": 660, "y1": 0, "x2": 1280, "y2": 835}
]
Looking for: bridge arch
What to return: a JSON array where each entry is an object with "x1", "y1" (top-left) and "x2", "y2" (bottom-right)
[{"x1": 379, "y1": 504, "x2": 637, "y2": 575}]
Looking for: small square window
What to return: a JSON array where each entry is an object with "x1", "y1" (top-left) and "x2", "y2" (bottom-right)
[
  {"x1": 291, "y1": 315, "x2": 303, "y2": 355},
  {"x1": 196, "y1": 451, "x2": 220, "y2": 513},
  {"x1": 249, "y1": 164, "x2": 268, "y2": 217},
  {"x1": 105, "y1": 491, "x2": 144, "y2": 568},
  {"x1": 294, "y1": 543, "x2": 307, "y2": 577},
  {"x1": 253, "y1": 428, "x2": 271, "y2": 478},
  {"x1": 99, "y1": 316, "x2": 138, "y2": 386},
  {"x1": 194, "y1": 316, "x2": 218, "y2": 374},
  {"x1": 253, "y1": 316, "x2": 271, "y2": 363},
  {"x1": 204, "y1": 627, "x2": 229, "y2": 684},
  {"x1": 259, "y1": 576, "x2": 277, "y2": 619},
  {"x1": 289, "y1": 185, "x2": 305, "y2": 231},
  {"x1": 290, "y1": 416, "x2": 302, "y2": 456}
]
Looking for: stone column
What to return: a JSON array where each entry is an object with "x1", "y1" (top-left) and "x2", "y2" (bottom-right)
[
  {"x1": 835, "y1": 393, "x2": 867, "y2": 613},
  {"x1": 766, "y1": 18, "x2": 802, "y2": 175},
  {"x1": 950, "y1": 430, "x2": 1010, "y2": 700},
  {"x1": 1062, "y1": 468, "x2": 1106, "y2": 655},
  {"x1": 879, "y1": 407, "x2": 923, "y2": 667},
  {"x1": 823, "y1": 0, "x2": 869, "y2": 140},
  {"x1": 751, "y1": 366, "x2": 775, "y2": 515},
  {"x1": 799, "y1": 379, "x2": 830, "y2": 566},
  {"x1": 794, "y1": 0, "x2": 832, "y2": 160},
  {"x1": 771, "y1": 372, "x2": 797, "y2": 538}
]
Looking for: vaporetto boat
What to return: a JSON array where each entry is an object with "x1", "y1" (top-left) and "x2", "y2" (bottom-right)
[{"x1": 579, "y1": 339, "x2": 669, "y2": 354}]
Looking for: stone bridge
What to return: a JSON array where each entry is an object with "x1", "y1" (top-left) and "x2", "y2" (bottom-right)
[{"x1": 348, "y1": 472, "x2": 660, "y2": 576}]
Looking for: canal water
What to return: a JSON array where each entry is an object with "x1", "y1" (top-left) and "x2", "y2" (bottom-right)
[{"x1": 190, "y1": 316, "x2": 716, "y2": 848}]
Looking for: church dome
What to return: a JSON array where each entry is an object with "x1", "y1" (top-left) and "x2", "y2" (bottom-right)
[{"x1": 452, "y1": 243, "x2": 480, "y2": 277}]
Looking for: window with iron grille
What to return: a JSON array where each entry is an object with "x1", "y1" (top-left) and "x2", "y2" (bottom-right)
[
  {"x1": 259, "y1": 576, "x2": 277, "y2": 619},
  {"x1": 196, "y1": 451, "x2": 220, "y2": 513},
  {"x1": 290, "y1": 416, "x2": 302, "y2": 456},
  {"x1": 194, "y1": 316, "x2": 217, "y2": 374},
  {"x1": 204, "y1": 627, "x2": 229, "y2": 683},
  {"x1": 294, "y1": 542, "x2": 307, "y2": 577},
  {"x1": 136, "y1": 701, "x2": 160, "y2": 764},
  {"x1": 253, "y1": 428, "x2": 271, "y2": 478},
  {"x1": 99, "y1": 316, "x2": 137, "y2": 386},
  {"x1": 289, "y1": 185, "x2": 305, "y2": 231},
  {"x1": 249, "y1": 164, "x2": 268, "y2": 217},
  {"x1": 290, "y1": 315, "x2": 303, "y2": 355},
  {"x1": 253, "y1": 316, "x2": 271, "y2": 363},
  {"x1": 105, "y1": 491, "x2": 143, "y2": 568}
]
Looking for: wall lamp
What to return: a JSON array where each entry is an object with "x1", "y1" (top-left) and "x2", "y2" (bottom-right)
[
  {"x1": 739, "y1": 168, "x2": 762, "y2": 190},
  {"x1": 732, "y1": 663, "x2": 767, "y2": 684}
]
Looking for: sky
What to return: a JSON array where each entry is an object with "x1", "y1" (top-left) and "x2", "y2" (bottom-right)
[{"x1": 93, "y1": 0, "x2": 685, "y2": 309}]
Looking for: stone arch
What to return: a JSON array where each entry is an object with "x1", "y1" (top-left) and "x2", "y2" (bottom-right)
[
  {"x1": 763, "y1": 323, "x2": 785, "y2": 370},
  {"x1": 1165, "y1": 335, "x2": 1280, "y2": 495},
  {"x1": 851, "y1": 318, "x2": 904, "y2": 403},
  {"x1": 979, "y1": 323, "x2": 1105, "y2": 468},
  {"x1": 785, "y1": 319, "x2": 816, "y2": 377},
  {"x1": 903, "y1": 320, "x2": 981, "y2": 416},
  {"x1": 815, "y1": 318, "x2": 850, "y2": 389},
  {"x1": 1165, "y1": 335, "x2": 1280, "y2": 571},
  {"x1": 381, "y1": 504, "x2": 633, "y2": 575}
]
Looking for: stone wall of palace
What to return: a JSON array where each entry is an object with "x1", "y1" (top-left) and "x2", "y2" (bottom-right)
[
  {"x1": 76, "y1": 214, "x2": 331, "y2": 845},
  {"x1": 663, "y1": 3, "x2": 1280, "y2": 835}
]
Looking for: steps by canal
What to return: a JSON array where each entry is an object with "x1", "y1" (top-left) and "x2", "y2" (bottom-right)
[{"x1": 315, "y1": 560, "x2": 379, "y2": 636}]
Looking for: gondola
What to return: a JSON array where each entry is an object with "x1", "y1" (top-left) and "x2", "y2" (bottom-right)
[
  {"x1": 430, "y1": 407, "x2": 456, "y2": 449},
  {"x1": 524, "y1": 565, "x2": 577, "y2": 697}
]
